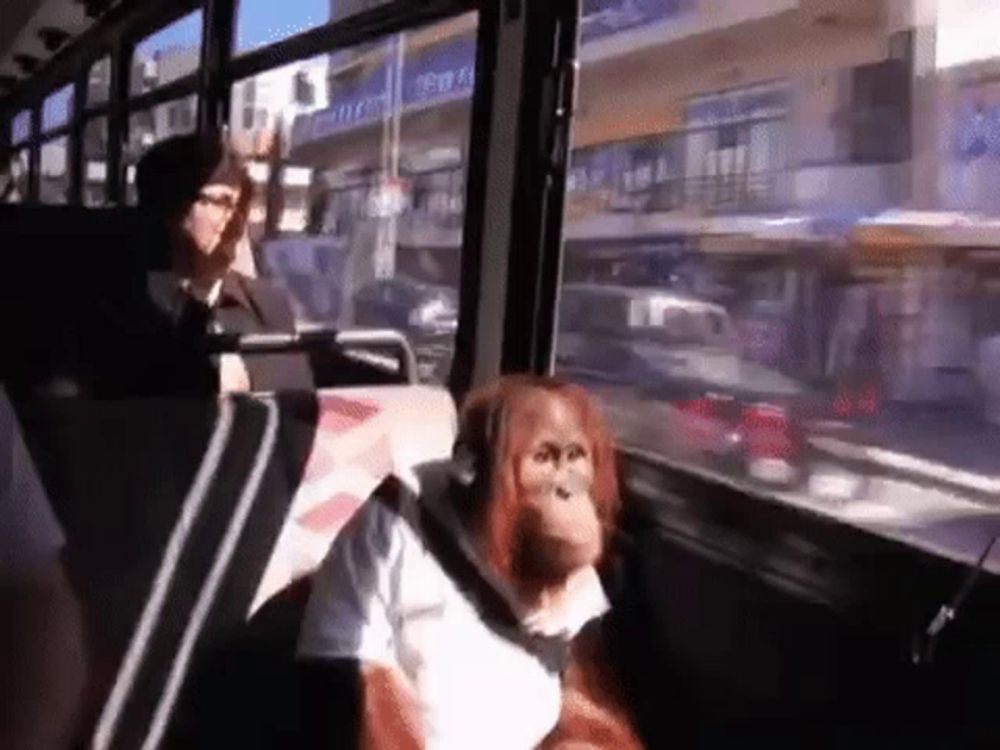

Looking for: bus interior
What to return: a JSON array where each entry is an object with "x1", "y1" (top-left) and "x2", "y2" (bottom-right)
[{"x1": 2, "y1": 0, "x2": 999, "y2": 747}]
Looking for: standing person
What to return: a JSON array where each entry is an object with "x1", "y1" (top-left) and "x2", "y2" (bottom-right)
[{"x1": 0, "y1": 385, "x2": 87, "y2": 749}]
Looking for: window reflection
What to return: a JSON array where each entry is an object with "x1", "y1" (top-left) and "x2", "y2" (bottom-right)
[
  {"x1": 39, "y1": 137, "x2": 69, "y2": 205},
  {"x1": 130, "y1": 11, "x2": 203, "y2": 96},
  {"x1": 230, "y1": 11, "x2": 478, "y2": 384},
  {"x1": 556, "y1": 0, "x2": 1000, "y2": 522}
]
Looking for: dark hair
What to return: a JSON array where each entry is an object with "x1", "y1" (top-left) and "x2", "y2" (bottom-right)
[{"x1": 135, "y1": 134, "x2": 250, "y2": 221}]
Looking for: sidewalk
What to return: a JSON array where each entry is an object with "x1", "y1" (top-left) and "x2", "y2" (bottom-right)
[{"x1": 809, "y1": 405, "x2": 1000, "y2": 497}]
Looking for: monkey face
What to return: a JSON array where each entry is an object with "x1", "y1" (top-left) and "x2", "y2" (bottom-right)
[{"x1": 509, "y1": 392, "x2": 603, "y2": 580}]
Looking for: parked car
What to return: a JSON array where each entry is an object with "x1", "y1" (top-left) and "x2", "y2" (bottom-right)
[
  {"x1": 556, "y1": 283, "x2": 822, "y2": 486},
  {"x1": 353, "y1": 276, "x2": 458, "y2": 381}
]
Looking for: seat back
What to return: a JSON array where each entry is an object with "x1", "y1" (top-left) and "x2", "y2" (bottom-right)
[{"x1": 16, "y1": 384, "x2": 456, "y2": 750}]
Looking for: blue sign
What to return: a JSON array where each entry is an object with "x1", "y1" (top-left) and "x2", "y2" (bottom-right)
[
  {"x1": 568, "y1": 135, "x2": 681, "y2": 194},
  {"x1": 294, "y1": 35, "x2": 477, "y2": 147},
  {"x1": 955, "y1": 101, "x2": 1000, "y2": 161},
  {"x1": 580, "y1": 0, "x2": 685, "y2": 44}
]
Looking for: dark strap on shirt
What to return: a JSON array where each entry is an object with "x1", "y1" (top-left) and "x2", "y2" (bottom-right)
[{"x1": 372, "y1": 476, "x2": 571, "y2": 677}]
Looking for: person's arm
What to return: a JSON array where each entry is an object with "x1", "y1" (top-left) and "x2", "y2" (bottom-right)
[
  {"x1": 538, "y1": 618, "x2": 644, "y2": 750},
  {"x1": 0, "y1": 560, "x2": 86, "y2": 750},
  {"x1": 0, "y1": 390, "x2": 87, "y2": 750},
  {"x1": 297, "y1": 486, "x2": 424, "y2": 749}
]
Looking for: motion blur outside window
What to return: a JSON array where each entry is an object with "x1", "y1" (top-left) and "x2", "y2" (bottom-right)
[
  {"x1": 555, "y1": 0, "x2": 1000, "y2": 541},
  {"x1": 130, "y1": 11, "x2": 203, "y2": 96},
  {"x1": 124, "y1": 96, "x2": 198, "y2": 205},
  {"x1": 83, "y1": 117, "x2": 110, "y2": 207},
  {"x1": 87, "y1": 56, "x2": 111, "y2": 107},
  {"x1": 229, "y1": 11, "x2": 478, "y2": 385},
  {"x1": 39, "y1": 137, "x2": 69, "y2": 205},
  {"x1": 2, "y1": 149, "x2": 30, "y2": 204}
]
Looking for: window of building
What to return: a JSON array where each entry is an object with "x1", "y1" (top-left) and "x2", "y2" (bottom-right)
[
  {"x1": 125, "y1": 95, "x2": 198, "y2": 205},
  {"x1": 11, "y1": 110, "x2": 32, "y2": 146},
  {"x1": 554, "y1": 1, "x2": 1000, "y2": 541},
  {"x1": 83, "y1": 117, "x2": 110, "y2": 207},
  {"x1": 230, "y1": 11, "x2": 479, "y2": 385},
  {"x1": 42, "y1": 84, "x2": 75, "y2": 133},
  {"x1": 87, "y1": 56, "x2": 112, "y2": 108},
  {"x1": 130, "y1": 11, "x2": 204, "y2": 96},
  {"x1": 234, "y1": 0, "x2": 393, "y2": 54},
  {"x1": 39, "y1": 137, "x2": 69, "y2": 205}
]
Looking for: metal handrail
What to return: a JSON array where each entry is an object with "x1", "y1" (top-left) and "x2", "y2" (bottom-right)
[{"x1": 204, "y1": 327, "x2": 420, "y2": 384}]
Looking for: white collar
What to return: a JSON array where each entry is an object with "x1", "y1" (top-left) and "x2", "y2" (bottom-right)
[{"x1": 148, "y1": 271, "x2": 224, "y2": 310}]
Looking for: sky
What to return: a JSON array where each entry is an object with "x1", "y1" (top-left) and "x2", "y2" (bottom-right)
[{"x1": 133, "y1": 0, "x2": 336, "y2": 61}]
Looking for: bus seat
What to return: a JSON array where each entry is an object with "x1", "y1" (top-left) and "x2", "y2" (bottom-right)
[
  {"x1": 14, "y1": 383, "x2": 456, "y2": 750},
  {"x1": 0, "y1": 205, "x2": 142, "y2": 397}
]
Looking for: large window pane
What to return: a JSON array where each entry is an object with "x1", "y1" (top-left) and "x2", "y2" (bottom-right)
[
  {"x1": 235, "y1": 0, "x2": 392, "y2": 54},
  {"x1": 556, "y1": 2, "x2": 1000, "y2": 544},
  {"x1": 83, "y1": 117, "x2": 109, "y2": 207},
  {"x1": 230, "y1": 11, "x2": 478, "y2": 385},
  {"x1": 39, "y1": 137, "x2": 69, "y2": 204},
  {"x1": 125, "y1": 95, "x2": 198, "y2": 205},
  {"x1": 11, "y1": 110, "x2": 32, "y2": 145},
  {"x1": 130, "y1": 11, "x2": 203, "y2": 96},
  {"x1": 87, "y1": 56, "x2": 112, "y2": 107},
  {"x1": 42, "y1": 84, "x2": 75, "y2": 133},
  {"x1": 2, "y1": 149, "x2": 30, "y2": 204}
]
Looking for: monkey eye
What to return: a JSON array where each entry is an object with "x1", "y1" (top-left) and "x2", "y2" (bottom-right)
[
  {"x1": 532, "y1": 447, "x2": 554, "y2": 464},
  {"x1": 567, "y1": 444, "x2": 588, "y2": 461}
]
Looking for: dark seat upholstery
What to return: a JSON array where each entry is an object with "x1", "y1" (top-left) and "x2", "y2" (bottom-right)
[{"x1": 15, "y1": 392, "x2": 318, "y2": 750}]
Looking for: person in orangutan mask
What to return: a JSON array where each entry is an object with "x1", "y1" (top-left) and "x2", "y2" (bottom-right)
[{"x1": 297, "y1": 375, "x2": 644, "y2": 750}]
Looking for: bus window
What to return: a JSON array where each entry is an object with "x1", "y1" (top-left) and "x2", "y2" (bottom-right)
[
  {"x1": 230, "y1": 11, "x2": 478, "y2": 385},
  {"x1": 41, "y1": 84, "x2": 74, "y2": 134},
  {"x1": 39, "y1": 137, "x2": 69, "y2": 205},
  {"x1": 554, "y1": 1, "x2": 1000, "y2": 510},
  {"x1": 83, "y1": 117, "x2": 109, "y2": 207},
  {"x1": 129, "y1": 11, "x2": 203, "y2": 96},
  {"x1": 2, "y1": 149, "x2": 30, "y2": 204},
  {"x1": 11, "y1": 109, "x2": 32, "y2": 146},
  {"x1": 235, "y1": 0, "x2": 395, "y2": 54},
  {"x1": 86, "y1": 56, "x2": 111, "y2": 108},
  {"x1": 124, "y1": 95, "x2": 198, "y2": 205}
]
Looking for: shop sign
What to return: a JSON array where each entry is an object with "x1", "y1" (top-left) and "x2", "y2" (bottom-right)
[
  {"x1": 293, "y1": 36, "x2": 477, "y2": 147},
  {"x1": 568, "y1": 135, "x2": 682, "y2": 194},
  {"x1": 687, "y1": 81, "x2": 790, "y2": 129},
  {"x1": 955, "y1": 97, "x2": 1000, "y2": 161},
  {"x1": 580, "y1": 0, "x2": 686, "y2": 43}
]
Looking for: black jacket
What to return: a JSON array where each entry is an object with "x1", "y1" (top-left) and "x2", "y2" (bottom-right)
[{"x1": 88, "y1": 270, "x2": 313, "y2": 398}]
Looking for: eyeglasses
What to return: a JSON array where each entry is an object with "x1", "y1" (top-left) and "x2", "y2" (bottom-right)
[{"x1": 196, "y1": 191, "x2": 239, "y2": 211}]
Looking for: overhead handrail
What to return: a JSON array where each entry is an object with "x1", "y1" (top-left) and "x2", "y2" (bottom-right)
[{"x1": 203, "y1": 327, "x2": 420, "y2": 385}]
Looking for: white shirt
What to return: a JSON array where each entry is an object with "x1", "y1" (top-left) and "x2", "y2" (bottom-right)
[
  {"x1": 0, "y1": 386, "x2": 65, "y2": 581},
  {"x1": 298, "y1": 463, "x2": 609, "y2": 750}
]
